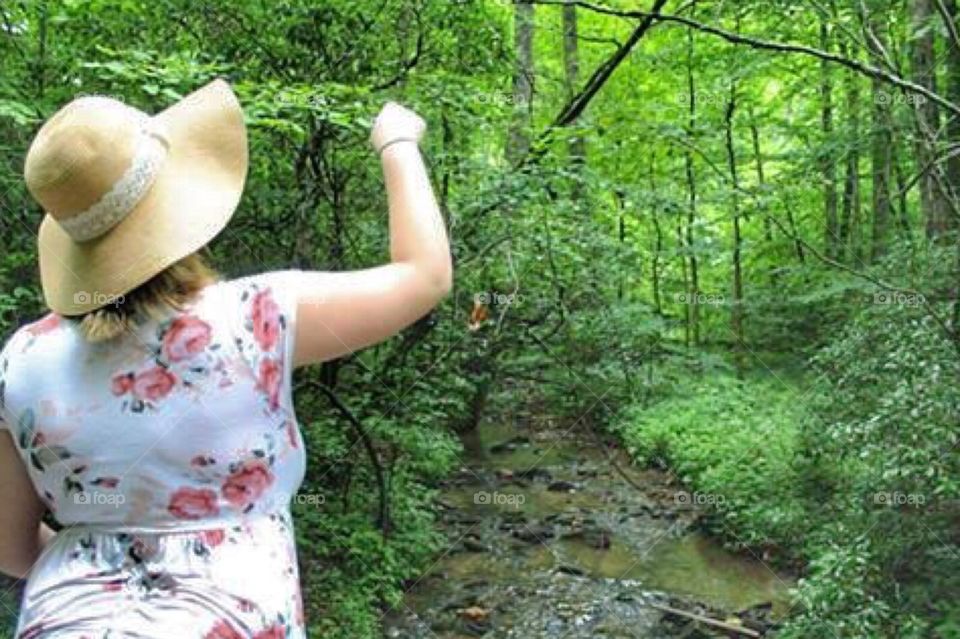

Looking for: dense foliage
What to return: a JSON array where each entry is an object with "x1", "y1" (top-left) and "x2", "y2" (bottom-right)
[{"x1": 2, "y1": 0, "x2": 960, "y2": 636}]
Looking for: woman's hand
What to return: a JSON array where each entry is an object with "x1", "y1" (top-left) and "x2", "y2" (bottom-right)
[{"x1": 370, "y1": 101, "x2": 426, "y2": 153}]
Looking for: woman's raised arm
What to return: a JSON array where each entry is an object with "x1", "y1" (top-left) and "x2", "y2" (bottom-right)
[{"x1": 291, "y1": 102, "x2": 452, "y2": 368}]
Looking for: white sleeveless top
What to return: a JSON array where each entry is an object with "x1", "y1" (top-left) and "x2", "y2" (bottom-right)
[{"x1": 1, "y1": 270, "x2": 308, "y2": 638}]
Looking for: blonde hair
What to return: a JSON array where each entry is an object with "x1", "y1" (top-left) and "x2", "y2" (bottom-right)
[{"x1": 67, "y1": 250, "x2": 220, "y2": 343}]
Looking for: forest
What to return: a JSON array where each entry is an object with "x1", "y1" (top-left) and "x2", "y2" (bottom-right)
[{"x1": 1, "y1": 0, "x2": 959, "y2": 637}]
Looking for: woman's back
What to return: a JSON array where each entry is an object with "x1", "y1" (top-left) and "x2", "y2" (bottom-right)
[
  {"x1": 2, "y1": 78, "x2": 451, "y2": 638},
  {"x1": 1, "y1": 271, "x2": 307, "y2": 638}
]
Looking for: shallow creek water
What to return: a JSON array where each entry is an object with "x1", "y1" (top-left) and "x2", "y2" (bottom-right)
[{"x1": 383, "y1": 418, "x2": 792, "y2": 638}]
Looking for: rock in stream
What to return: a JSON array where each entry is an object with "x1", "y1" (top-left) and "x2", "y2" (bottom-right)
[{"x1": 382, "y1": 417, "x2": 791, "y2": 638}]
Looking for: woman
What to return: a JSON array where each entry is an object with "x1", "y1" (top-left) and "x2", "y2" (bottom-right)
[{"x1": 0, "y1": 78, "x2": 451, "y2": 638}]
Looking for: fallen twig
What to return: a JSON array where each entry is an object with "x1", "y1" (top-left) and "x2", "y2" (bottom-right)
[{"x1": 649, "y1": 601, "x2": 762, "y2": 637}]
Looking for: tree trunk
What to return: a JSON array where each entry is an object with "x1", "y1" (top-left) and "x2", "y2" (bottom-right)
[
  {"x1": 748, "y1": 117, "x2": 773, "y2": 246},
  {"x1": 821, "y1": 20, "x2": 839, "y2": 259},
  {"x1": 649, "y1": 156, "x2": 664, "y2": 315},
  {"x1": 895, "y1": 150, "x2": 913, "y2": 241},
  {"x1": 562, "y1": 0, "x2": 585, "y2": 203},
  {"x1": 940, "y1": 1, "x2": 960, "y2": 233},
  {"x1": 839, "y1": 41, "x2": 862, "y2": 264},
  {"x1": 675, "y1": 193, "x2": 690, "y2": 347},
  {"x1": 911, "y1": 0, "x2": 951, "y2": 239},
  {"x1": 725, "y1": 85, "x2": 745, "y2": 376},
  {"x1": 508, "y1": 0, "x2": 534, "y2": 164},
  {"x1": 684, "y1": 1, "x2": 701, "y2": 346},
  {"x1": 941, "y1": 1, "x2": 960, "y2": 335},
  {"x1": 867, "y1": 16, "x2": 893, "y2": 261},
  {"x1": 615, "y1": 188, "x2": 626, "y2": 301}
]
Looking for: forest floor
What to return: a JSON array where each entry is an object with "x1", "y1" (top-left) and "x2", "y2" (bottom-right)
[{"x1": 382, "y1": 391, "x2": 795, "y2": 638}]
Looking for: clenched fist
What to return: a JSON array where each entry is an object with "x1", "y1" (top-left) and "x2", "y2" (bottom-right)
[{"x1": 370, "y1": 101, "x2": 426, "y2": 154}]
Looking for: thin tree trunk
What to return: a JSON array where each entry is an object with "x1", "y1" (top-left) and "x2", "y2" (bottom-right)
[
  {"x1": 676, "y1": 200, "x2": 690, "y2": 348},
  {"x1": 785, "y1": 199, "x2": 807, "y2": 263},
  {"x1": 36, "y1": 2, "x2": 47, "y2": 101},
  {"x1": 748, "y1": 118, "x2": 773, "y2": 245},
  {"x1": 867, "y1": 15, "x2": 893, "y2": 261},
  {"x1": 615, "y1": 188, "x2": 626, "y2": 301},
  {"x1": 508, "y1": 0, "x2": 534, "y2": 164},
  {"x1": 821, "y1": 20, "x2": 840, "y2": 259},
  {"x1": 725, "y1": 84, "x2": 745, "y2": 376},
  {"x1": 940, "y1": 0, "x2": 960, "y2": 233},
  {"x1": 911, "y1": 0, "x2": 951, "y2": 239},
  {"x1": 748, "y1": 110, "x2": 785, "y2": 290},
  {"x1": 562, "y1": 0, "x2": 585, "y2": 203},
  {"x1": 684, "y1": 0, "x2": 701, "y2": 346},
  {"x1": 649, "y1": 157, "x2": 663, "y2": 315},
  {"x1": 895, "y1": 152, "x2": 913, "y2": 241},
  {"x1": 941, "y1": 0, "x2": 960, "y2": 334},
  {"x1": 839, "y1": 42, "x2": 862, "y2": 264}
]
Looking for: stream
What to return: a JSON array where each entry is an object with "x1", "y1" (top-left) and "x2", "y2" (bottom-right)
[{"x1": 382, "y1": 412, "x2": 793, "y2": 638}]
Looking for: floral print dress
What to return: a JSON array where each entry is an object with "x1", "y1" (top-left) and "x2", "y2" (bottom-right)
[{"x1": 0, "y1": 271, "x2": 309, "y2": 638}]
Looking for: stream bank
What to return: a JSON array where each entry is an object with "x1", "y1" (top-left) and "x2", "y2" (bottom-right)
[{"x1": 383, "y1": 412, "x2": 793, "y2": 638}]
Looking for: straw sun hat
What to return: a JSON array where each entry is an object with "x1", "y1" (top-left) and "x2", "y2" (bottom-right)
[{"x1": 23, "y1": 77, "x2": 248, "y2": 316}]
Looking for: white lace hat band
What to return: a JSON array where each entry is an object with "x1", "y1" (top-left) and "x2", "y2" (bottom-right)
[{"x1": 56, "y1": 123, "x2": 169, "y2": 242}]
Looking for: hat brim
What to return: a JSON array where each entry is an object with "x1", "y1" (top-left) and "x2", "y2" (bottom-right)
[{"x1": 38, "y1": 78, "x2": 248, "y2": 315}]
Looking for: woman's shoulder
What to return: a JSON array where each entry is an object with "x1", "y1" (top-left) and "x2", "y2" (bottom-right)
[
  {"x1": 217, "y1": 270, "x2": 304, "y2": 317},
  {"x1": 0, "y1": 312, "x2": 69, "y2": 361},
  {"x1": 0, "y1": 313, "x2": 68, "y2": 412},
  {"x1": 203, "y1": 270, "x2": 302, "y2": 345},
  {"x1": 221, "y1": 269, "x2": 305, "y2": 293}
]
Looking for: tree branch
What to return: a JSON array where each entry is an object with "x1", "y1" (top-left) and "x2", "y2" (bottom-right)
[
  {"x1": 298, "y1": 379, "x2": 392, "y2": 535},
  {"x1": 516, "y1": 0, "x2": 669, "y2": 169},
  {"x1": 531, "y1": 0, "x2": 960, "y2": 118}
]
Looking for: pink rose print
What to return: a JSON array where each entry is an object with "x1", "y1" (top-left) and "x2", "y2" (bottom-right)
[
  {"x1": 167, "y1": 487, "x2": 219, "y2": 520},
  {"x1": 91, "y1": 476, "x2": 119, "y2": 488},
  {"x1": 256, "y1": 357, "x2": 282, "y2": 410},
  {"x1": 102, "y1": 580, "x2": 124, "y2": 592},
  {"x1": 251, "y1": 288, "x2": 281, "y2": 351},
  {"x1": 252, "y1": 625, "x2": 286, "y2": 639},
  {"x1": 26, "y1": 313, "x2": 60, "y2": 336},
  {"x1": 111, "y1": 372, "x2": 134, "y2": 396},
  {"x1": 199, "y1": 528, "x2": 225, "y2": 547},
  {"x1": 132, "y1": 366, "x2": 177, "y2": 402},
  {"x1": 161, "y1": 314, "x2": 212, "y2": 362},
  {"x1": 205, "y1": 620, "x2": 244, "y2": 639},
  {"x1": 222, "y1": 459, "x2": 275, "y2": 510}
]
